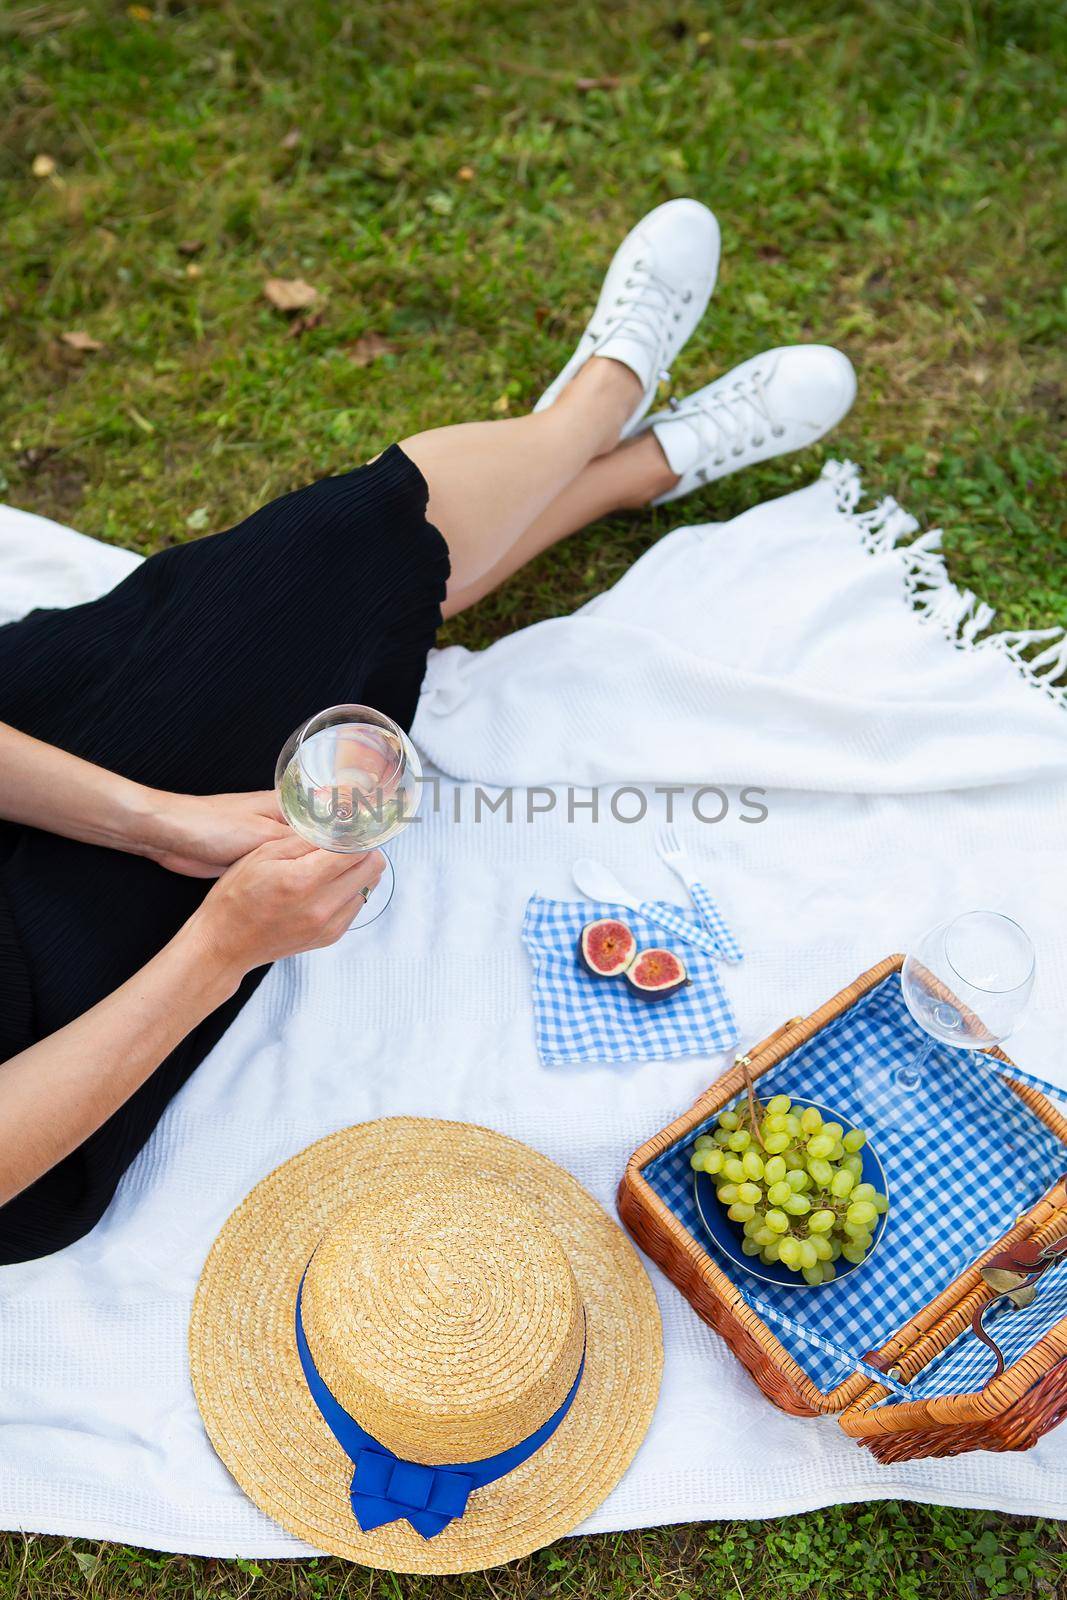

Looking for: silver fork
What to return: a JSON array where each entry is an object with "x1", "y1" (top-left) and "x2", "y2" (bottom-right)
[{"x1": 655, "y1": 825, "x2": 744, "y2": 963}]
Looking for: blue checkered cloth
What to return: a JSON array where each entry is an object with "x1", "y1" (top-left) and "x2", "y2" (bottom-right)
[
  {"x1": 642, "y1": 972, "x2": 1067, "y2": 1395},
  {"x1": 875, "y1": 1258, "x2": 1067, "y2": 1406},
  {"x1": 689, "y1": 881, "x2": 744, "y2": 964},
  {"x1": 522, "y1": 896, "x2": 739, "y2": 1067}
]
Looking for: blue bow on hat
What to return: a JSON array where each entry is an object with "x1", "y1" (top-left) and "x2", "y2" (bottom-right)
[{"x1": 295, "y1": 1273, "x2": 584, "y2": 1540}]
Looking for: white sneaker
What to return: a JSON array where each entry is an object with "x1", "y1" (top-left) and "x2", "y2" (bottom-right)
[
  {"x1": 640, "y1": 344, "x2": 856, "y2": 503},
  {"x1": 534, "y1": 199, "x2": 720, "y2": 438}
]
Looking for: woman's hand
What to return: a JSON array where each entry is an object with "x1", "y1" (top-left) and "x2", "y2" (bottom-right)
[
  {"x1": 142, "y1": 790, "x2": 291, "y2": 878},
  {"x1": 0, "y1": 837, "x2": 385, "y2": 1209},
  {"x1": 0, "y1": 722, "x2": 290, "y2": 875},
  {"x1": 189, "y1": 835, "x2": 386, "y2": 975}
]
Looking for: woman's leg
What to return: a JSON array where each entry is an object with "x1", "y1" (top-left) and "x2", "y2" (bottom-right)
[
  {"x1": 442, "y1": 430, "x2": 677, "y2": 617},
  {"x1": 437, "y1": 339, "x2": 860, "y2": 618},
  {"x1": 401, "y1": 356, "x2": 641, "y2": 596}
]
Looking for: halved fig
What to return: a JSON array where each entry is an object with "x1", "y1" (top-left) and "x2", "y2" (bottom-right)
[
  {"x1": 625, "y1": 947, "x2": 689, "y2": 1000},
  {"x1": 578, "y1": 918, "x2": 637, "y2": 978}
]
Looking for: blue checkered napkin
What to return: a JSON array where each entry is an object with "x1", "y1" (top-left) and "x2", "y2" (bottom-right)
[
  {"x1": 633, "y1": 899, "x2": 726, "y2": 958},
  {"x1": 689, "y1": 881, "x2": 744, "y2": 964},
  {"x1": 642, "y1": 972, "x2": 1067, "y2": 1395},
  {"x1": 521, "y1": 896, "x2": 739, "y2": 1067}
]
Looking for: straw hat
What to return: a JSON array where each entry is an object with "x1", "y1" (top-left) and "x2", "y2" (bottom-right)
[{"x1": 189, "y1": 1117, "x2": 662, "y2": 1574}]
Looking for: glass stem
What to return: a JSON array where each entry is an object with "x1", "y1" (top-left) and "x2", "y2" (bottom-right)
[{"x1": 896, "y1": 1034, "x2": 934, "y2": 1091}]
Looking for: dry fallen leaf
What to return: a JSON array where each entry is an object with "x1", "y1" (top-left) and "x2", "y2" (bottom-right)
[
  {"x1": 279, "y1": 128, "x2": 301, "y2": 150},
  {"x1": 185, "y1": 263, "x2": 203, "y2": 280},
  {"x1": 32, "y1": 154, "x2": 57, "y2": 178},
  {"x1": 177, "y1": 239, "x2": 204, "y2": 257},
  {"x1": 347, "y1": 332, "x2": 395, "y2": 366},
  {"x1": 127, "y1": 4, "x2": 153, "y2": 20},
  {"x1": 493, "y1": 393, "x2": 510, "y2": 414},
  {"x1": 287, "y1": 307, "x2": 326, "y2": 339},
  {"x1": 59, "y1": 330, "x2": 104, "y2": 352},
  {"x1": 185, "y1": 507, "x2": 210, "y2": 531},
  {"x1": 575, "y1": 75, "x2": 621, "y2": 92},
  {"x1": 457, "y1": 165, "x2": 475, "y2": 181},
  {"x1": 263, "y1": 277, "x2": 319, "y2": 313}
]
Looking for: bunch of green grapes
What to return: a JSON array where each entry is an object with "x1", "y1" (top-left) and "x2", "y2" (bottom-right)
[{"x1": 690, "y1": 1094, "x2": 888, "y2": 1285}]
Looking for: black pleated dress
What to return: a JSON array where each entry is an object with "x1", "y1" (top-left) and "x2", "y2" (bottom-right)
[{"x1": 0, "y1": 445, "x2": 449, "y2": 1263}]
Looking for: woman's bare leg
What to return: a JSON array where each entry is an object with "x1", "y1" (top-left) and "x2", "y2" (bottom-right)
[
  {"x1": 401, "y1": 357, "x2": 641, "y2": 596},
  {"x1": 442, "y1": 431, "x2": 678, "y2": 617}
]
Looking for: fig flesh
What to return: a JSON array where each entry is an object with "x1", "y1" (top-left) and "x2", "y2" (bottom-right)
[
  {"x1": 625, "y1": 947, "x2": 689, "y2": 999},
  {"x1": 578, "y1": 918, "x2": 638, "y2": 977}
]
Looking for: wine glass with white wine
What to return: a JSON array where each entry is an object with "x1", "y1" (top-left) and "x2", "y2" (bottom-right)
[
  {"x1": 275, "y1": 704, "x2": 423, "y2": 928},
  {"x1": 898, "y1": 910, "x2": 1035, "y2": 1090}
]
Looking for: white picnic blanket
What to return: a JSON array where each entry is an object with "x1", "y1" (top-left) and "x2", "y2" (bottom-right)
[{"x1": 1, "y1": 462, "x2": 1067, "y2": 1553}]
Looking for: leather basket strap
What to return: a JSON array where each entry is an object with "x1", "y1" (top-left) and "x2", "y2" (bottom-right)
[{"x1": 973, "y1": 1233, "x2": 1067, "y2": 1384}]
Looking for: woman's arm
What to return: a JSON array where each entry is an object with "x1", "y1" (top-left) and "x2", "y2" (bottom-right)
[
  {"x1": 0, "y1": 836, "x2": 384, "y2": 1207},
  {"x1": 0, "y1": 720, "x2": 288, "y2": 875}
]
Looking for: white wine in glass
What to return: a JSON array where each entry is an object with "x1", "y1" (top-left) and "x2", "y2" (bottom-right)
[{"x1": 275, "y1": 704, "x2": 423, "y2": 927}]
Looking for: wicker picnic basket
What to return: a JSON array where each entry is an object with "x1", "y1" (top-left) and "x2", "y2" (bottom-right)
[{"x1": 617, "y1": 955, "x2": 1067, "y2": 1462}]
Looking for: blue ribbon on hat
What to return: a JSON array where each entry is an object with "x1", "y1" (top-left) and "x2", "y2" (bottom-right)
[{"x1": 295, "y1": 1272, "x2": 585, "y2": 1540}]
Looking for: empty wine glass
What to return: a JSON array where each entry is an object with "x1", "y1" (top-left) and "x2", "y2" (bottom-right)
[
  {"x1": 898, "y1": 911, "x2": 1035, "y2": 1090},
  {"x1": 275, "y1": 704, "x2": 423, "y2": 928}
]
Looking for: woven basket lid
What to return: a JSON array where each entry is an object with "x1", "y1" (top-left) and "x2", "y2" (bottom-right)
[{"x1": 189, "y1": 1117, "x2": 662, "y2": 1575}]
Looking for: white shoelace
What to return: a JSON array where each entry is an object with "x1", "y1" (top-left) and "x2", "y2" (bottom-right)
[
  {"x1": 597, "y1": 258, "x2": 691, "y2": 375},
  {"x1": 669, "y1": 370, "x2": 785, "y2": 476}
]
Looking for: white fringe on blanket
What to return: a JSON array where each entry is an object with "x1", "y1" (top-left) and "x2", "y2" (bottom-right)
[
  {"x1": 413, "y1": 461, "x2": 1066, "y2": 792},
  {"x1": 822, "y1": 459, "x2": 1067, "y2": 712}
]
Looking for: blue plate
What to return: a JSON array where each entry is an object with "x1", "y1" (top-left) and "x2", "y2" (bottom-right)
[{"x1": 693, "y1": 1099, "x2": 890, "y2": 1289}]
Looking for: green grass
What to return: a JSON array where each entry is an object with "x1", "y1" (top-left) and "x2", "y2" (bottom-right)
[
  {"x1": 1, "y1": 1507, "x2": 1065, "y2": 1600},
  {"x1": 1, "y1": 1, "x2": 1066, "y2": 1595}
]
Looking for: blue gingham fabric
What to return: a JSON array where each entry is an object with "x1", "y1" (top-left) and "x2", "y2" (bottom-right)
[
  {"x1": 874, "y1": 1258, "x2": 1067, "y2": 1406},
  {"x1": 522, "y1": 896, "x2": 739, "y2": 1067},
  {"x1": 632, "y1": 898, "x2": 730, "y2": 959},
  {"x1": 642, "y1": 972, "x2": 1067, "y2": 1394},
  {"x1": 689, "y1": 881, "x2": 744, "y2": 964}
]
